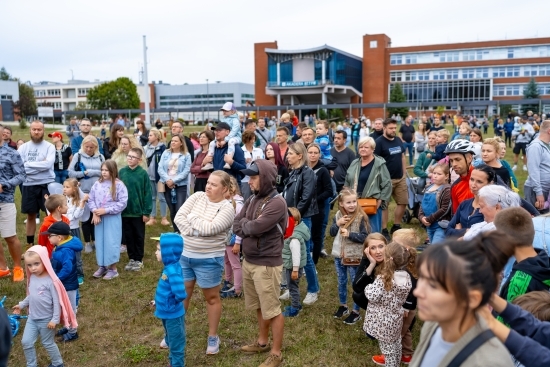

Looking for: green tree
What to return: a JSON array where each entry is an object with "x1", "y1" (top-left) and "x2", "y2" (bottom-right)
[
  {"x1": 329, "y1": 108, "x2": 345, "y2": 121},
  {"x1": 14, "y1": 82, "x2": 37, "y2": 118},
  {"x1": 318, "y1": 109, "x2": 328, "y2": 120},
  {"x1": 522, "y1": 78, "x2": 540, "y2": 114},
  {"x1": 0, "y1": 66, "x2": 12, "y2": 80},
  {"x1": 388, "y1": 83, "x2": 409, "y2": 119},
  {"x1": 87, "y1": 77, "x2": 140, "y2": 110}
]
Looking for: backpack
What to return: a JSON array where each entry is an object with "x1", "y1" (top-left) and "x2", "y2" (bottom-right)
[{"x1": 313, "y1": 167, "x2": 337, "y2": 199}]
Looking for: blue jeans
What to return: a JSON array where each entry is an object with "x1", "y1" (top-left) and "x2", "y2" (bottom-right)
[
  {"x1": 162, "y1": 316, "x2": 186, "y2": 367},
  {"x1": 427, "y1": 225, "x2": 445, "y2": 244},
  {"x1": 150, "y1": 180, "x2": 167, "y2": 217},
  {"x1": 321, "y1": 198, "x2": 331, "y2": 251},
  {"x1": 180, "y1": 255, "x2": 224, "y2": 289},
  {"x1": 302, "y1": 217, "x2": 320, "y2": 293},
  {"x1": 54, "y1": 170, "x2": 69, "y2": 184},
  {"x1": 352, "y1": 135, "x2": 359, "y2": 149},
  {"x1": 334, "y1": 258, "x2": 360, "y2": 312},
  {"x1": 403, "y1": 142, "x2": 414, "y2": 165},
  {"x1": 22, "y1": 318, "x2": 63, "y2": 367},
  {"x1": 367, "y1": 206, "x2": 382, "y2": 234}
]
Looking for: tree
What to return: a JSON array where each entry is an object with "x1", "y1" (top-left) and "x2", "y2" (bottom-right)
[
  {"x1": 0, "y1": 66, "x2": 12, "y2": 81},
  {"x1": 87, "y1": 77, "x2": 140, "y2": 110},
  {"x1": 522, "y1": 78, "x2": 540, "y2": 114},
  {"x1": 13, "y1": 82, "x2": 37, "y2": 118},
  {"x1": 388, "y1": 83, "x2": 409, "y2": 119}
]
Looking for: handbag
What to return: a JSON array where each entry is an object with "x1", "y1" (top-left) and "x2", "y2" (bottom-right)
[
  {"x1": 357, "y1": 198, "x2": 377, "y2": 215},
  {"x1": 341, "y1": 242, "x2": 363, "y2": 266},
  {"x1": 157, "y1": 181, "x2": 165, "y2": 193}
]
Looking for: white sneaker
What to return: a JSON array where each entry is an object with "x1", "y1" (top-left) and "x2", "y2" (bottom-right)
[
  {"x1": 124, "y1": 260, "x2": 136, "y2": 271},
  {"x1": 84, "y1": 243, "x2": 93, "y2": 253},
  {"x1": 201, "y1": 163, "x2": 214, "y2": 171},
  {"x1": 512, "y1": 165, "x2": 517, "y2": 171},
  {"x1": 523, "y1": 165, "x2": 527, "y2": 171},
  {"x1": 36, "y1": 218, "x2": 40, "y2": 224},
  {"x1": 279, "y1": 290, "x2": 290, "y2": 300},
  {"x1": 303, "y1": 292, "x2": 318, "y2": 305},
  {"x1": 24, "y1": 219, "x2": 27, "y2": 224},
  {"x1": 120, "y1": 245, "x2": 127, "y2": 253},
  {"x1": 159, "y1": 338, "x2": 168, "y2": 349}
]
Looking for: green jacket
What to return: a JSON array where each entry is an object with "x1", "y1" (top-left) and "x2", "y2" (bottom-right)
[
  {"x1": 282, "y1": 222, "x2": 310, "y2": 270},
  {"x1": 413, "y1": 149, "x2": 435, "y2": 178},
  {"x1": 119, "y1": 165, "x2": 153, "y2": 217},
  {"x1": 344, "y1": 155, "x2": 392, "y2": 203}
]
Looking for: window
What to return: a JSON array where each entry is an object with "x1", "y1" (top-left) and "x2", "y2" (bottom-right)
[
  {"x1": 505, "y1": 85, "x2": 520, "y2": 96},
  {"x1": 390, "y1": 55, "x2": 402, "y2": 65},
  {"x1": 507, "y1": 49, "x2": 514, "y2": 59},
  {"x1": 405, "y1": 72, "x2": 418, "y2": 81},
  {"x1": 493, "y1": 67, "x2": 505, "y2": 78},
  {"x1": 370, "y1": 40, "x2": 377, "y2": 48},
  {"x1": 476, "y1": 50, "x2": 488, "y2": 60},
  {"x1": 463, "y1": 51, "x2": 476, "y2": 61},
  {"x1": 524, "y1": 66, "x2": 538, "y2": 77},
  {"x1": 446, "y1": 69, "x2": 458, "y2": 79},
  {"x1": 417, "y1": 71, "x2": 429, "y2": 80},
  {"x1": 35, "y1": 90, "x2": 46, "y2": 97},
  {"x1": 390, "y1": 72, "x2": 402, "y2": 82},
  {"x1": 462, "y1": 69, "x2": 474, "y2": 79},
  {"x1": 78, "y1": 88, "x2": 89, "y2": 95},
  {"x1": 0, "y1": 95, "x2": 12, "y2": 100},
  {"x1": 433, "y1": 70, "x2": 445, "y2": 80},
  {"x1": 506, "y1": 66, "x2": 520, "y2": 77},
  {"x1": 540, "y1": 65, "x2": 550, "y2": 76},
  {"x1": 475, "y1": 68, "x2": 488, "y2": 78},
  {"x1": 47, "y1": 89, "x2": 61, "y2": 96},
  {"x1": 405, "y1": 54, "x2": 417, "y2": 64},
  {"x1": 493, "y1": 85, "x2": 505, "y2": 96},
  {"x1": 441, "y1": 52, "x2": 459, "y2": 62}
]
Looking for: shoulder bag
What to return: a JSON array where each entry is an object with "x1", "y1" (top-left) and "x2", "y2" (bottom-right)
[{"x1": 353, "y1": 166, "x2": 379, "y2": 215}]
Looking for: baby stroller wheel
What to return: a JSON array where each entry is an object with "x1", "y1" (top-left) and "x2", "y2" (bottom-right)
[{"x1": 403, "y1": 209, "x2": 412, "y2": 224}]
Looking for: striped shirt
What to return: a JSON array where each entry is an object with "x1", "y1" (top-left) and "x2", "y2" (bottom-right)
[{"x1": 174, "y1": 192, "x2": 235, "y2": 258}]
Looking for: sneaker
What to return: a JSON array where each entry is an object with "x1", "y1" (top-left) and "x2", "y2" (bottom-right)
[
  {"x1": 401, "y1": 355, "x2": 412, "y2": 364},
  {"x1": 283, "y1": 305, "x2": 302, "y2": 312},
  {"x1": 259, "y1": 353, "x2": 283, "y2": 367},
  {"x1": 381, "y1": 229, "x2": 391, "y2": 241},
  {"x1": 279, "y1": 290, "x2": 289, "y2": 300},
  {"x1": 161, "y1": 217, "x2": 170, "y2": 226},
  {"x1": 523, "y1": 164, "x2": 527, "y2": 171},
  {"x1": 56, "y1": 327, "x2": 69, "y2": 337},
  {"x1": 145, "y1": 218, "x2": 156, "y2": 226},
  {"x1": 201, "y1": 163, "x2": 214, "y2": 171},
  {"x1": 84, "y1": 243, "x2": 93, "y2": 253},
  {"x1": 390, "y1": 224, "x2": 402, "y2": 234},
  {"x1": 159, "y1": 338, "x2": 168, "y2": 349},
  {"x1": 280, "y1": 283, "x2": 288, "y2": 291},
  {"x1": 14, "y1": 266, "x2": 25, "y2": 282},
  {"x1": 0, "y1": 268, "x2": 10, "y2": 278},
  {"x1": 372, "y1": 355, "x2": 386, "y2": 366},
  {"x1": 303, "y1": 292, "x2": 318, "y2": 305},
  {"x1": 320, "y1": 249, "x2": 328, "y2": 258},
  {"x1": 47, "y1": 364, "x2": 64, "y2": 367},
  {"x1": 333, "y1": 305, "x2": 350, "y2": 318},
  {"x1": 343, "y1": 311, "x2": 361, "y2": 325},
  {"x1": 124, "y1": 260, "x2": 136, "y2": 271},
  {"x1": 220, "y1": 280, "x2": 233, "y2": 293},
  {"x1": 120, "y1": 245, "x2": 127, "y2": 253},
  {"x1": 512, "y1": 165, "x2": 517, "y2": 171},
  {"x1": 282, "y1": 306, "x2": 301, "y2": 317},
  {"x1": 129, "y1": 261, "x2": 144, "y2": 271},
  {"x1": 62, "y1": 332, "x2": 79, "y2": 342},
  {"x1": 78, "y1": 276, "x2": 84, "y2": 286},
  {"x1": 241, "y1": 342, "x2": 270, "y2": 354},
  {"x1": 93, "y1": 266, "x2": 108, "y2": 278},
  {"x1": 103, "y1": 270, "x2": 119, "y2": 280},
  {"x1": 36, "y1": 218, "x2": 40, "y2": 224},
  {"x1": 221, "y1": 289, "x2": 242, "y2": 298},
  {"x1": 206, "y1": 335, "x2": 220, "y2": 355}
]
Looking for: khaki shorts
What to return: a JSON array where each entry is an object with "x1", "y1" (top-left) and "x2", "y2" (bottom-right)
[
  {"x1": 391, "y1": 177, "x2": 409, "y2": 205},
  {"x1": 0, "y1": 203, "x2": 17, "y2": 238},
  {"x1": 242, "y1": 259, "x2": 282, "y2": 320}
]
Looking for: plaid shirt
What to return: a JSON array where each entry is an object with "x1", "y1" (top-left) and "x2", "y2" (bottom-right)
[{"x1": 0, "y1": 143, "x2": 26, "y2": 203}]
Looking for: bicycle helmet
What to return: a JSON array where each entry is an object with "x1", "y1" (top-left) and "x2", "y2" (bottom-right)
[{"x1": 444, "y1": 139, "x2": 475, "y2": 155}]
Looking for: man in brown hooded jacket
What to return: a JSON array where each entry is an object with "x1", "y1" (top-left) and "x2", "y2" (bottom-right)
[{"x1": 233, "y1": 159, "x2": 288, "y2": 367}]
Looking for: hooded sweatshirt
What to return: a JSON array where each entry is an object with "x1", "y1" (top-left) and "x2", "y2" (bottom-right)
[
  {"x1": 222, "y1": 112, "x2": 242, "y2": 143},
  {"x1": 282, "y1": 221, "x2": 310, "y2": 270},
  {"x1": 234, "y1": 159, "x2": 288, "y2": 267},
  {"x1": 18, "y1": 140, "x2": 56, "y2": 185},
  {"x1": 500, "y1": 249, "x2": 550, "y2": 302},
  {"x1": 68, "y1": 151, "x2": 105, "y2": 193},
  {"x1": 155, "y1": 233, "x2": 187, "y2": 320},
  {"x1": 51, "y1": 236, "x2": 84, "y2": 291}
]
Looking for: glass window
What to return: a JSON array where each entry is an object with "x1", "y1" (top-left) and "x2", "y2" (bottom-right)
[
  {"x1": 506, "y1": 66, "x2": 520, "y2": 77},
  {"x1": 462, "y1": 69, "x2": 474, "y2": 79},
  {"x1": 446, "y1": 69, "x2": 458, "y2": 79},
  {"x1": 418, "y1": 71, "x2": 429, "y2": 80},
  {"x1": 493, "y1": 67, "x2": 505, "y2": 78},
  {"x1": 433, "y1": 70, "x2": 445, "y2": 80},
  {"x1": 475, "y1": 68, "x2": 488, "y2": 78},
  {"x1": 405, "y1": 54, "x2": 417, "y2": 64},
  {"x1": 390, "y1": 55, "x2": 402, "y2": 65},
  {"x1": 463, "y1": 51, "x2": 475, "y2": 61},
  {"x1": 508, "y1": 49, "x2": 514, "y2": 59},
  {"x1": 390, "y1": 72, "x2": 402, "y2": 82}
]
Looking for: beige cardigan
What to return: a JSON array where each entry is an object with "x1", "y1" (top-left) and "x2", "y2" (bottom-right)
[{"x1": 409, "y1": 316, "x2": 514, "y2": 367}]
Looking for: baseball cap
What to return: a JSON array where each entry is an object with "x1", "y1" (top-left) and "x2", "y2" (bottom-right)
[
  {"x1": 240, "y1": 161, "x2": 260, "y2": 176},
  {"x1": 48, "y1": 132, "x2": 63, "y2": 139},
  {"x1": 211, "y1": 122, "x2": 231, "y2": 131},
  {"x1": 40, "y1": 221, "x2": 70, "y2": 236},
  {"x1": 220, "y1": 102, "x2": 236, "y2": 111}
]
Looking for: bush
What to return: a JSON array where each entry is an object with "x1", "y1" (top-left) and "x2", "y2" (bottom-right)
[{"x1": 19, "y1": 118, "x2": 28, "y2": 129}]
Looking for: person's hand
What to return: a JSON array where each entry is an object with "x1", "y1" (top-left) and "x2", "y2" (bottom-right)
[
  {"x1": 92, "y1": 214, "x2": 101, "y2": 225},
  {"x1": 47, "y1": 321, "x2": 56, "y2": 329},
  {"x1": 421, "y1": 217, "x2": 430, "y2": 227},
  {"x1": 44, "y1": 194, "x2": 49, "y2": 200},
  {"x1": 224, "y1": 154, "x2": 234, "y2": 165},
  {"x1": 455, "y1": 223, "x2": 462, "y2": 230},
  {"x1": 82, "y1": 194, "x2": 89, "y2": 202},
  {"x1": 0, "y1": 184, "x2": 3, "y2": 193},
  {"x1": 340, "y1": 228, "x2": 349, "y2": 237},
  {"x1": 93, "y1": 208, "x2": 106, "y2": 216},
  {"x1": 202, "y1": 155, "x2": 213, "y2": 165},
  {"x1": 84, "y1": 170, "x2": 88, "y2": 176},
  {"x1": 291, "y1": 270, "x2": 298, "y2": 280},
  {"x1": 365, "y1": 249, "x2": 376, "y2": 264},
  {"x1": 376, "y1": 199, "x2": 381, "y2": 209},
  {"x1": 245, "y1": 157, "x2": 252, "y2": 163},
  {"x1": 337, "y1": 215, "x2": 350, "y2": 226},
  {"x1": 232, "y1": 244, "x2": 240, "y2": 254},
  {"x1": 166, "y1": 179, "x2": 174, "y2": 189},
  {"x1": 426, "y1": 153, "x2": 432, "y2": 159},
  {"x1": 330, "y1": 170, "x2": 334, "y2": 178},
  {"x1": 535, "y1": 195, "x2": 545, "y2": 209},
  {"x1": 142, "y1": 215, "x2": 149, "y2": 223},
  {"x1": 12, "y1": 305, "x2": 21, "y2": 315}
]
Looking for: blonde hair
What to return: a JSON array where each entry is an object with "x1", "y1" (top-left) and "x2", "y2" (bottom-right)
[
  {"x1": 460, "y1": 122, "x2": 472, "y2": 133},
  {"x1": 148, "y1": 128, "x2": 163, "y2": 143},
  {"x1": 437, "y1": 129, "x2": 450, "y2": 140},
  {"x1": 281, "y1": 113, "x2": 290, "y2": 122},
  {"x1": 392, "y1": 228, "x2": 421, "y2": 278},
  {"x1": 288, "y1": 207, "x2": 302, "y2": 224},
  {"x1": 337, "y1": 188, "x2": 371, "y2": 233},
  {"x1": 287, "y1": 142, "x2": 308, "y2": 168},
  {"x1": 63, "y1": 178, "x2": 81, "y2": 206},
  {"x1": 362, "y1": 232, "x2": 388, "y2": 254},
  {"x1": 80, "y1": 135, "x2": 99, "y2": 155},
  {"x1": 358, "y1": 136, "x2": 376, "y2": 150},
  {"x1": 483, "y1": 137, "x2": 502, "y2": 155}
]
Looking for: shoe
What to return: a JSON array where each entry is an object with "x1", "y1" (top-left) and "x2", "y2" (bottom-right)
[
  {"x1": 24, "y1": 219, "x2": 27, "y2": 224},
  {"x1": 146, "y1": 218, "x2": 156, "y2": 226},
  {"x1": 280, "y1": 283, "x2": 288, "y2": 291},
  {"x1": 282, "y1": 306, "x2": 301, "y2": 317},
  {"x1": 333, "y1": 305, "x2": 350, "y2": 318},
  {"x1": 78, "y1": 276, "x2": 84, "y2": 285},
  {"x1": 13, "y1": 266, "x2": 24, "y2": 282},
  {"x1": 401, "y1": 355, "x2": 412, "y2": 364},
  {"x1": 372, "y1": 355, "x2": 386, "y2": 366},
  {"x1": 320, "y1": 249, "x2": 328, "y2": 258},
  {"x1": 124, "y1": 260, "x2": 136, "y2": 271},
  {"x1": 161, "y1": 217, "x2": 170, "y2": 226},
  {"x1": 279, "y1": 290, "x2": 289, "y2": 300},
  {"x1": 206, "y1": 335, "x2": 220, "y2": 355},
  {"x1": 512, "y1": 165, "x2": 517, "y2": 171},
  {"x1": 47, "y1": 364, "x2": 64, "y2": 367},
  {"x1": 93, "y1": 266, "x2": 108, "y2": 278},
  {"x1": 220, "y1": 280, "x2": 233, "y2": 293},
  {"x1": 259, "y1": 353, "x2": 283, "y2": 367},
  {"x1": 343, "y1": 311, "x2": 361, "y2": 325},
  {"x1": 120, "y1": 245, "x2": 127, "y2": 253},
  {"x1": 303, "y1": 292, "x2": 318, "y2": 305},
  {"x1": 523, "y1": 164, "x2": 527, "y2": 171},
  {"x1": 283, "y1": 305, "x2": 302, "y2": 312},
  {"x1": 201, "y1": 163, "x2": 214, "y2": 171},
  {"x1": 56, "y1": 327, "x2": 69, "y2": 336},
  {"x1": 36, "y1": 218, "x2": 40, "y2": 224},
  {"x1": 381, "y1": 229, "x2": 391, "y2": 241},
  {"x1": 0, "y1": 268, "x2": 10, "y2": 278},
  {"x1": 62, "y1": 332, "x2": 79, "y2": 342},
  {"x1": 160, "y1": 338, "x2": 168, "y2": 349},
  {"x1": 129, "y1": 261, "x2": 143, "y2": 271},
  {"x1": 390, "y1": 224, "x2": 402, "y2": 234},
  {"x1": 241, "y1": 342, "x2": 270, "y2": 354},
  {"x1": 84, "y1": 243, "x2": 93, "y2": 253},
  {"x1": 221, "y1": 289, "x2": 242, "y2": 298},
  {"x1": 103, "y1": 270, "x2": 119, "y2": 280}
]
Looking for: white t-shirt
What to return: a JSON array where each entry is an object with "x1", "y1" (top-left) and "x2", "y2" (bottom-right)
[
  {"x1": 419, "y1": 327, "x2": 455, "y2": 367},
  {"x1": 241, "y1": 147, "x2": 264, "y2": 183}
]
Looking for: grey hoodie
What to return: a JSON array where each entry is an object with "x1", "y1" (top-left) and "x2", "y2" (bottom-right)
[
  {"x1": 18, "y1": 140, "x2": 56, "y2": 185},
  {"x1": 68, "y1": 151, "x2": 105, "y2": 193}
]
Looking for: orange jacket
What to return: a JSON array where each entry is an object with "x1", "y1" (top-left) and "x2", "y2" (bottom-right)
[{"x1": 38, "y1": 214, "x2": 70, "y2": 258}]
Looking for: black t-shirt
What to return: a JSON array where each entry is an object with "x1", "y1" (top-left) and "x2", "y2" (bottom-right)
[
  {"x1": 291, "y1": 134, "x2": 301, "y2": 143},
  {"x1": 374, "y1": 135, "x2": 405, "y2": 179},
  {"x1": 330, "y1": 147, "x2": 357, "y2": 189},
  {"x1": 429, "y1": 125, "x2": 444, "y2": 132},
  {"x1": 370, "y1": 130, "x2": 384, "y2": 140},
  {"x1": 493, "y1": 165, "x2": 511, "y2": 188},
  {"x1": 357, "y1": 159, "x2": 375, "y2": 194},
  {"x1": 54, "y1": 144, "x2": 73, "y2": 171},
  {"x1": 280, "y1": 122, "x2": 293, "y2": 134},
  {"x1": 399, "y1": 124, "x2": 415, "y2": 143}
]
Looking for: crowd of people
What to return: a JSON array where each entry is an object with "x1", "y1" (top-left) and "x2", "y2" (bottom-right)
[{"x1": 1, "y1": 103, "x2": 550, "y2": 367}]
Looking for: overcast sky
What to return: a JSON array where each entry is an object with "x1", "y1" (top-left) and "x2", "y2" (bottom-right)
[{"x1": 2, "y1": 0, "x2": 549, "y2": 86}]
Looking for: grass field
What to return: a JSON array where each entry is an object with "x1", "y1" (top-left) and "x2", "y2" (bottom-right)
[{"x1": 2, "y1": 123, "x2": 527, "y2": 367}]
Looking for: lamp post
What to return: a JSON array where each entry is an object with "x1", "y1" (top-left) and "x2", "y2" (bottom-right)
[{"x1": 206, "y1": 79, "x2": 209, "y2": 122}]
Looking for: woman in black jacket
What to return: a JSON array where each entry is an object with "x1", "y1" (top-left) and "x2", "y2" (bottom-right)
[
  {"x1": 103, "y1": 123, "x2": 125, "y2": 160},
  {"x1": 283, "y1": 142, "x2": 320, "y2": 304},
  {"x1": 307, "y1": 143, "x2": 333, "y2": 264},
  {"x1": 134, "y1": 120, "x2": 149, "y2": 147}
]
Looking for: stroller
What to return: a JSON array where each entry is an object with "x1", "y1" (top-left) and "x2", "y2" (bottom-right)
[{"x1": 402, "y1": 172, "x2": 425, "y2": 224}]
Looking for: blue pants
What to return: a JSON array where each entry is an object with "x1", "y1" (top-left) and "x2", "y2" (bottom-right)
[
  {"x1": 367, "y1": 206, "x2": 382, "y2": 234},
  {"x1": 352, "y1": 135, "x2": 359, "y2": 149},
  {"x1": 427, "y1": 225, "x2": 445, "y2": 244},
  {"x1": 321, "y1": 198, "x2": 331, "y2": 250},
  {"x1": 150, "y1": 180, "x2": 167, "y2": 217},
  {"x1": 403, "y1": 142, "x2": 414, "y2": 166},
  {"x1": 334, "y1": 258, "x2": 360, "y2": 312},
  {"x1": 54, "y1": 170, "x2": 69, "y2": 184},
  {"x1": 22, "y1": 318, "x2": 63, "y2": 367},
  {"x1": 162, "y1": 316, "x2": 186, "y2": 367},
  {"x1": 302, "y1": 217, "x2": 320, "y2": 293}
]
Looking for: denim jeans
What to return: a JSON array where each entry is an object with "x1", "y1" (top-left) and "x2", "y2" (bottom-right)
[
  {"x1": 426, "y1": 225, "x2": 445, "y2": 244},
  {"x1": 302, "y1": 217, "x2": 320, "y2": 293},
  {"x1": 54, "y1": 170, "x2": 69, "y2": 184},
  {"x1": 150, "y1": 180, "x2": 167, "y2": 217},
  {"x1": 162, "y1": 316, "x2": 186, "y2": 367},
  {"x1": 22, "y1": 318, "x2": 63, "y2": 367},
  {"x1": 321, "y1": 198, "x2": 331, "y2": 251},
  {"x1": 403, "y1": 142, "x2": 414, "y2": 166},
  {"x1": 367, "y1": 206, "x2": 382, "y2": 234},
  {"x1": 334, "y1": 258, "x2": 360, "y2": 312},
  {"x1": 352, "y1": 135, "x2": 359, "y2": 150},
  {"x1": 286, "y1": 268, "x2": 303, "y2": 309}
]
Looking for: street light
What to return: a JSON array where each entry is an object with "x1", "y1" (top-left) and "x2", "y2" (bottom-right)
[{"x1": 206, "y1": 79, "x2": 209, "y2": 122}]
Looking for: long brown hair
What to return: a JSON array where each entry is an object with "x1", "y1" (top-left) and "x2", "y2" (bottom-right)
[
  {"x1": 99, "y1": 160, "x2": 119, "y2": 200},
  {"x1": 169, "y1": 133, "x2": 189, "y2": 154},
  {"x1": 379, "y1": 242, "x2": 411, "y2": 291},
  {"x1": 63, "y1": 178, "x2": 81, "y2": 206},
  {"x1": 109, "y1": 124, "x2": 125, "y2": 151}
]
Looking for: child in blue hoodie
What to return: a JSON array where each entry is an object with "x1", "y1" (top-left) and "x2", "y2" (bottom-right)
[
  {"x1": 155, "y1": 233, "x2": 187, "y2": 367},
  {"x1": 202, "y1": 102, "x2": 242, "y2": 170},
  {"x1": 44, "y1": 221, "x2": 83, "y2": 342}
]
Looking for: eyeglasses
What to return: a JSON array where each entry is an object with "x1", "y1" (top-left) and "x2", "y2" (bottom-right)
[{"x1": 127, "y1": 155, "x2": 140, "y2": 160}]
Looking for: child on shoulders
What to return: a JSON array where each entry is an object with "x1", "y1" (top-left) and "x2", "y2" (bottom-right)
[{"x1": 315, "y1": 121, "x2": 334, "y2": 166}]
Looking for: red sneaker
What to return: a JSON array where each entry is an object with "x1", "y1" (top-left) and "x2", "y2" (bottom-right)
[
  {"x1": 401, "y1": 355, "x2": 412, "y2": 364},
  {"x1": 372, "y1": 355, "x2": 385, "y2": 366},
  {"x1": 0, "y1": 268, "x2": 10, "y2": 278}
]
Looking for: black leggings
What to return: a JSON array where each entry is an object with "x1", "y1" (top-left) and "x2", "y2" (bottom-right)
[
  {"x1": 164, "y1": 185, "x2": 188, "y2": 233},
  {"x1": 311, "y1": 208, "x2": 327, "y2": 265},
  {"x1": 81, "y1": 215, "x2": 95, "y2": 242},
  {"x1": 505, "y1": 132, "x2": 512, "y2": 147}
]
